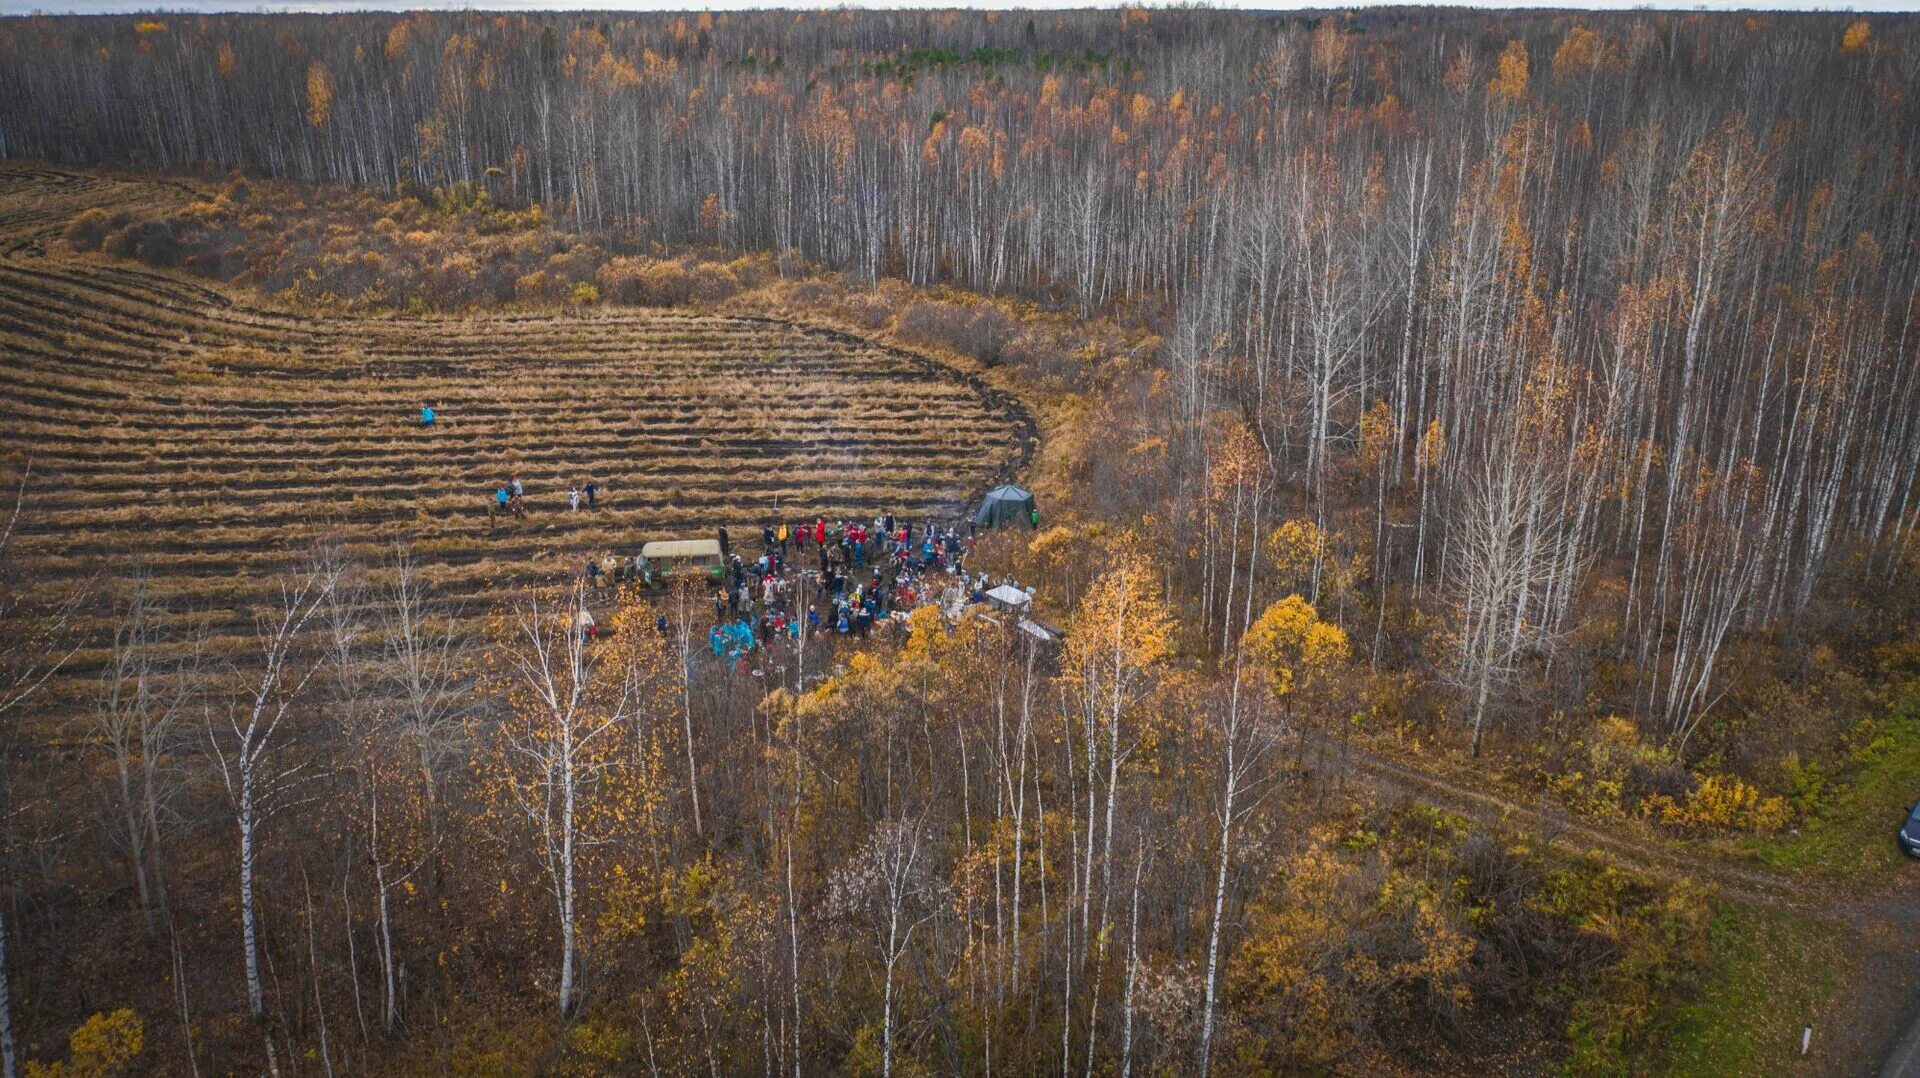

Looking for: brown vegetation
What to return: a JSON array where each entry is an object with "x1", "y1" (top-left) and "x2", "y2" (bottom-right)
[
  {"x1": 2, "y1": 165, "x2": 1029, "y2": 681},
  {"x1": 0, "y1": 6, "x2": 1918, "y2": 1074}
]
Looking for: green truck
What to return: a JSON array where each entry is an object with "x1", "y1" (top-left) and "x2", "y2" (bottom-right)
[{"x1": 640, "y1": 538, "x2": 727, "y2": 586}]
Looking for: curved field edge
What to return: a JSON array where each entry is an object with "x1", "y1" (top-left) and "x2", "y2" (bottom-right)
[{"x1": 0, "y1": 165, "x2": 1042, "y2": 680}]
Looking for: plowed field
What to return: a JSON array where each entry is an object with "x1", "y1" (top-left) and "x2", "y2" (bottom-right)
[{"x1": 0, "y1": 164, "x2": 1033, "y2": 668}]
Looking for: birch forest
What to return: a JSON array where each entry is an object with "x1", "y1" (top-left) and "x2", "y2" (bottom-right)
[{"x1": 0, "y1": 7, "x2": 1918, "y2": 1075}]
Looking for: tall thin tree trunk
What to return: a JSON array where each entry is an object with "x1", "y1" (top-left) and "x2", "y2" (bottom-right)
[{"x1": 0, "y1": 913, "x2": 15, "y2": 1078}]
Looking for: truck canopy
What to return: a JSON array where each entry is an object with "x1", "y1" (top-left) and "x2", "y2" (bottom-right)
[{"x1": 641, "y1": 538, "x2": 723, "y2": 561}]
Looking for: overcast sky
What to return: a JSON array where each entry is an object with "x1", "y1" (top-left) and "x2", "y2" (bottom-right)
[{"x1": 2, "y1": 0, "x2": 1912, "y2": 15}]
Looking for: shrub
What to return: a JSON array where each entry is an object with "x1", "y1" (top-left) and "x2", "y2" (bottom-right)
[
  {"x1": 998, "y1": 328, "x2": 1072, "y2": 377},
  {"x1": 183, "y1": 227, "x2": 249, "y2": 280},
  {"x1": 727, "y1": 251, "x2": 777, "y2": 290},
  {"x1": 839, "y1": 290, "x2": 894, "y2": 329},
  {"x1": 568, "y1": 281, "x2": 601, "y2": 306},
  {"x1": 1645, "y1": 774, "x2": 1792, "y2": 834},
  {"x1": 895, "y1": 298, "x2": 1019, "y2": 364},
  {"x1": 595, "y1": 256, "x2": 647, "y2": 304},
  {"x1": 1562, "y1": 875, "x2": 1711, "y2": 1073},
  {"x1": 64, "y1": 208, "x2": 115, "y2": 251},
  {"x1": 513, "y1": 270, "x2": 551, "y2": 303},
  {"x1": 635, "y1": 259, "x2": 693, "y2": 305},
  {"x1": 1553, "y1": 716, "x2": 1693, "y2": 821},
  {"x1": 25, "y1": 1008, "x2": 144, "y2": 1076},
  {"x1": 103, "y1": 219, "x2": 183, "y2": 267},
  {"x1": 687, "y1": 260, "x2": 740, "y2": 303},
  {"x1": 543, "y1": 241, "x2": 603, "y2": 287},
  {"x1": 568, "y1": 1020, "x2": 633, "y2": 1066},
  {"x1": 782, "y1": 279, "x2": 836, "y2": 308}
]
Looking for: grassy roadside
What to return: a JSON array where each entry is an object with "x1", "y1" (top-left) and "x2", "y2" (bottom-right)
[
  {"x1": 1746, "y1": 691, "x2": 1920, "y2": 882},
  {"x1": 1654, "y1": 904, "x2": 1848, "y2": 1076},
  {"x1": 1654, "y1": 689, "x2": 1918, "y2": 1076}
]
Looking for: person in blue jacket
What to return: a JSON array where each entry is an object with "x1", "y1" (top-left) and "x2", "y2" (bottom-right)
[{"x1": 421, "y1": 405, "x2": 436, "y2": 426}]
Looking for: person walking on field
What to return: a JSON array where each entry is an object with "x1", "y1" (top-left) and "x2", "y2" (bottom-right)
[
  {"x1": 777, "y1": 521, "x2": 790, "y2": 556},
  {"x1": 569, "y1": 487, "x2": 582, "y2": 512},
  {"x1": 719, "y1": 524, "x2": 732, "y2": 558},
  {"x1": 583, "y1": 479, "x2": 599, "y2": 509},
  {"x1": 486, "y1": 491, "x2": 499, "y2": 533}
]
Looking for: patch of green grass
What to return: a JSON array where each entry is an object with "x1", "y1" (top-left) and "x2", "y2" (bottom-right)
[
  {"x1": 1747, "y1": 695, "x2": 1920, "y2": 881},
  {"x1": 1656, "y1": 904, "x2": 1844, "y2": 1076}
]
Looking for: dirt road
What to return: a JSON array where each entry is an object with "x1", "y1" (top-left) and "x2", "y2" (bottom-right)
[{"x1": 1304, "y1": 733, "x2": 1920, "y2": 1076}]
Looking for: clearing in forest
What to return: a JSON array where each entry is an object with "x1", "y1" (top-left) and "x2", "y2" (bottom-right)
[{"x1": 0, "y1": 164, "x2": 1033, "y2": 669}]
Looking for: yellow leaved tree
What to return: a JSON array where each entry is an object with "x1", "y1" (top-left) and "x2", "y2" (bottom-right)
[
  {"x1": 1064, "y1": 550, "x2": 1177, "y2": 999},
  {"x1": 1842, "y1": 19, "x2": 1871, "y2": 53},
  {"x1": 1066, "y1": 550, "x2": 1177, "y2": 753},
  {"x1": 24, "y1": 1009, "x2": 143, "y2": 1077},
  {"x1": 1266, "y1": 519, "x2": 1327, "y2": 599},
  {"x1": 306, "y1": 60, "x2": 334, "y2": 129},
  {"x1": 1486, "y1": 40, "x2": 1530, "y2": 107},
  {"x1": 1245, "y1": 595, "x2": 1349, "y2": 704}
]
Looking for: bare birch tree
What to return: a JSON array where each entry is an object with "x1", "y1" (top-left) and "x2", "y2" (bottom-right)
[
  {"x1": 491, "y1": 584, "x2": 635, "y2": 1016},
  {"x1": 208, "y1": 561, "x2": 335, "y2": 1070}
]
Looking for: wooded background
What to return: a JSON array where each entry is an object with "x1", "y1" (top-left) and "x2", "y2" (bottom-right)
[{"x1": 0, "y1": 8, "x2": 1917, "y2": 1074}]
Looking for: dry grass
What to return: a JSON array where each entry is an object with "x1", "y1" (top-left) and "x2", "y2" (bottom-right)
[{"x1": 0, "y1": 163, "x2": 1030, "y2": 673}]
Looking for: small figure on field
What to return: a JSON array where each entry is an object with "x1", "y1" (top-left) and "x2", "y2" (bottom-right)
[
  {"x1": 777, "y1": 521, "x2": 790, "y2": 556},
  {"x1": 1029, "y1": 506, "x2": 1040, "y2": 529},
  {"x1": 583, "y1": 480, "x2": 599, "y2": 509},
  {"x1": 718, "y1": 525, "x2": 731, "y2": 558},
  {"x1": 511, "y1": 475, "x2": 524, "y2": 499},
  {"x1": 486, "y1": 492, "x2": 499, "y2": 533},
  {"x1": 420, "y1": 405, "x2": 436, "y2": 427},
  {"x1": 569, "y1": 487, "x2": 582, "y2": 512},
  {"x1": 584, "y1": 557, "x2": 601, "y2": 588}
]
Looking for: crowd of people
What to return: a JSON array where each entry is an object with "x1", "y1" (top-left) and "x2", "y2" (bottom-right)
[
  {"x1": 489, "y1": 488, "x2": 1036, "y2": 670},
  {"x1": 703, "y1": 513, "x2": 989, "y2": 663}
]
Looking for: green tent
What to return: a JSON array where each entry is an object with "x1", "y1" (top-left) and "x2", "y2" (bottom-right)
[{"x1": 974, "y1": 484, "x2": 1036, "y2": 529}]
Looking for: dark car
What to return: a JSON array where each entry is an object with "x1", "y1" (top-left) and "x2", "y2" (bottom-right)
[{"x1": 1903, "y1": 802, "x2": 1920, "y2": 858}]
